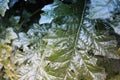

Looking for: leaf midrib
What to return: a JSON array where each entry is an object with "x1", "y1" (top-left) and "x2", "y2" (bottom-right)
[{"x1": 73, "y1": 0, "x2": 87, "y2": 50}]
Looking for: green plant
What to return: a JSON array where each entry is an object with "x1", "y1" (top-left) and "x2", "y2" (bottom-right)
[{"x1": 0, "y1": 0, "x2": 120, "y2": 80}]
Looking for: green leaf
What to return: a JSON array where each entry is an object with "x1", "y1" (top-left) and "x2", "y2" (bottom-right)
[
  {"x1": 0, "y1": 0, "x2": 9, "y2": 16},
  {"x1": 46, "y1": 48, "x2": 73, "y2": 62},
  {"x1": 11, "y1": 23, "x2": 54, "y2": 80},
  {"x1": 39, "y1": 1, "x2": 74, "y2": 24},
  {"x1": 89, "y1": 0, "x2": 118, "y2": 19},
  {"x1": 41, "y1": 0, "x2": 107, "y2": 79},
  {"x1": 5, "y1": 27, "x2": 18, "y2": 43},
  {"x1": 0, "y1": 0, "x2": 120, "y2": 79},
  {"x1": 44, "y1": 24, "x2": 107, "y2": 79}
]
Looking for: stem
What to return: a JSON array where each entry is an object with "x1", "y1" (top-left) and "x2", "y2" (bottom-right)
[{"x1": 74, "y1": 0, "x2": 87, "y2": 49}]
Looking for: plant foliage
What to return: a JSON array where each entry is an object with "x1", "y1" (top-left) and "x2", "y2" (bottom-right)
[
  {"x1": 0, "y1": 0, "x2": 120, "y2": 80},
  {"x1": 0, "y1": 0, "x2": 9, "y2": 16}
]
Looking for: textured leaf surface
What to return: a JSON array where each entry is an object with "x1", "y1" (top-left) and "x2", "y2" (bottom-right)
[
  {"x1": 40, "y1": 0, "x2": 107, "y2": 79},
  {"x1": 0, "y1": 39, "x2": 16, "y2": 79},
  {"x1": 39, "y1": 0, "x2": 73, "y2": 24},
  {"x1": 0, "y1": 0, "x2": 9, "y2": 16},
  {"x1": 89, "y1": 0, "x2": 119, "y2": 19},
  {"x1": 12, "y1": 24, "x2": 54, "y2": 80},
  {"x1": 0, "y1": 0, "x2": 120, "y2": 80}
]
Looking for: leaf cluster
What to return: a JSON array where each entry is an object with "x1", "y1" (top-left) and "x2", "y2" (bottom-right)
[{"x1": 0, "y1": 0, "x2": 120, "y2": 80}]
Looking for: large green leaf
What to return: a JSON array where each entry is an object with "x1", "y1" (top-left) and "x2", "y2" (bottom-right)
[
  {"x1": 0, "y1": 0, "x2": 120, "y2": 80},
  {"x1": 40, "y1": 0, "x2": 108, "y2": 79}
]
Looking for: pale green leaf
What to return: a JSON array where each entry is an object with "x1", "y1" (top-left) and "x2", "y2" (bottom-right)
[
  {"x1": 89, "y1": 0, "x2": 118, "y2": 19},
  {"x1": 39, "y1": 1, "x2": 73, "y2": 24},
  {"x1": 0, "y1": 0, "x2": 9, "y2": 16}
]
